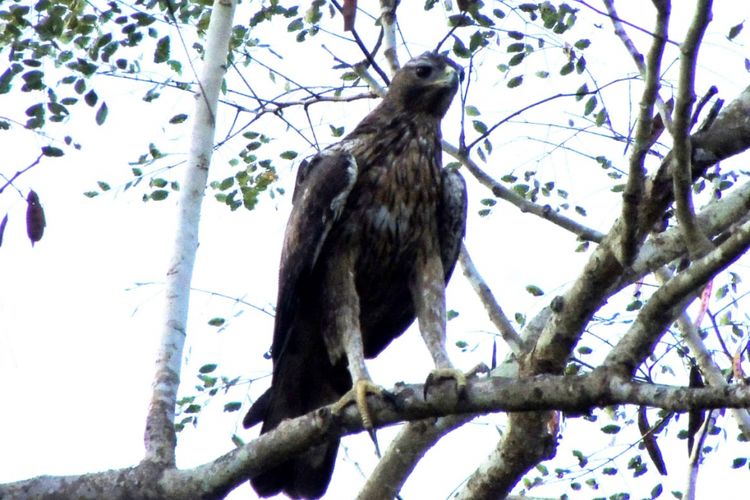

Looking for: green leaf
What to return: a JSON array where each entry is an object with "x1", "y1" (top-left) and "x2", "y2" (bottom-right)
[
  {"x1": 97, "y1": 181, "x2": 111, "y2": 191},
  {"x1": 583, "y1": 95, "x2": 597, "y2": 116},
  {"x1": 224, "y1": 402, "x2": 242, "y2": 412},
  {"x1": 526, "y1": 284, "x2": 544, "y2": 296},
  {"x1": 508, "y1": 53, "x2": 525, "y2": 66},
  {"x1": 651, "y1": 483, "x2": 663, "y2": 499},
  {"x1": 150, "y1": 189, "x2": 169, "y2": 201},
  {"x1": 507, "y1": 75, "x2": 523, "y2": 88},
  {"x1": 472, "y1": 120, "x2": 488, "y2": 134},
  {"x1": 329, "y1": 125, "x2": 344, "y2": 137},
  {"x1": 84, "y1": 90, "x2": 98, "y2": 107},
  {"x1": 507, "y1": 42, "x2": 525, "y2": 53},
  {"x1": 574, "y1": 38, "x2": 591, "y2": 50},
  {"x1": 465, "y1": 105, "x2": 480, "y2": 116},
  {"x1": 169, "y1": 113, "x2": 188, "y2": 124},
  {"x1": 731, "y1": 457, "x2": 747, "y2": 468},
  {"x1": 453, "y1": 37, "x2": 470, "y2": 58},
  {"x1": 199, "y1": 363, "x2": 218, "y2": 374},
  {"x1": 287, "y1": 18, "x2": 303, "y2": 31},
  {"x1": 184, "y1": 404, "x2": 201, "y2": 414},
  {"x1": 280, "y1": 150, "x2": 298, "y2": 160},
  {"x1": 95, "y1": 102, "x2": 108, "y2": 125},
  {"x1": 728, "y1": 21, "x2": 744, "y2": 41},
  {"x1": 154, "y1": 36, "x2": 170, "y2": 63},
  {"x1": 601, "y1": 424, "x2": 621, "y2": 434},
  {"x1": 208, "y1": 317, "x2": 225, "y2": 327},
  {"x1": 41, "y1": 146, "x2": 64, "y2": 157},
  {"x1": 572, "y1": 449, "x2": 587, "y2": 467}
]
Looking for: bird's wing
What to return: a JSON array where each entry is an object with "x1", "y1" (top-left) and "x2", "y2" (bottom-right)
[
  {"x1": 437, "y1": 166, "x2": 468, "y2": 280},
  {"x1": 270, "y1": 148, "x2": 359, "y2": 362}
]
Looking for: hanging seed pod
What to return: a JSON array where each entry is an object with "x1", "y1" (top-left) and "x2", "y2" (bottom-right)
[{"x1": 26, "y1": 190, "x2": 46, "y2": 246}]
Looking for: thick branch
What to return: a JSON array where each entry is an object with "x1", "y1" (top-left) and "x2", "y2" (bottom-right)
[
  {"x1": 671, "y1": 0, "x2": 714, "y2": 258},
  {"x1": 606, "y1": 216, "x2": 750, "y2": 373},
  {"x1": 620, "y1": 178, "x2": 750, "y2": 288},
  {"x1": 655, "y1": 268, "x2": 750, "y2": 438},
  {"x1": 379, "y1": 0, "x2": 400, "y2": 75},
  {"x1": 356, "y1": 414, "x2": 471, "y2": 500},
  {"x1": 619, "y1": 0, "x2": 669, "y2": 265},
  {"x1": 143, "y1": 0, "x2": 237, "y2": 466}
]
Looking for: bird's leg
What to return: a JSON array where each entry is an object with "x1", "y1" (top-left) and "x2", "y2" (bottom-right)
[
  {"x1": 324, "y1": 253, "x2": 383, "y2": 448},
  {"x1": 412, "y1": 252, "x2": 466, "y2": 397}
]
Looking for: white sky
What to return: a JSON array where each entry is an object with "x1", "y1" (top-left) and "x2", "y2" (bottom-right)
[{"x1": 2, "y1": 1, "x2": 749, "y2": 498}]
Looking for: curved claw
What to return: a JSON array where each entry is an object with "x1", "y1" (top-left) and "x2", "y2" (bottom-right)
[
  {"x1": 332, "y1": 379, "x2": 384, "y2": 456},
  {"x1": 424, "y1": 367, "x2": 467, "y2": 399}
]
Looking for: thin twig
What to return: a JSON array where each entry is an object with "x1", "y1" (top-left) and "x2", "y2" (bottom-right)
[
  {"x1": 0, "y1": 153, "x2": 43, "y2": 196},
  {"x1": 459, "y1": 244, "x2": 525, "y2": 355},
  {"x1": 442, "y1": 141, "x2": 605, "y2": 243}
]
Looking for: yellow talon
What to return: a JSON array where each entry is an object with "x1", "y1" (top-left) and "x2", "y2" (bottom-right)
[
  {"x1": 332, "y1": 379, "x2": 384, "y2": 456},
  {"x1": 332, "y1": 379, "x2": 384, "y2": 429},
  {"x1": 425, "y1": 367, "x2": 467, "y2": 398}
]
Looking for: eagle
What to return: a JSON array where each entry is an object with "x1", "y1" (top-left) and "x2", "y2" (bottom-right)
[{"x1": 243, "y1": 52, "x2": 467, "y2": 499}]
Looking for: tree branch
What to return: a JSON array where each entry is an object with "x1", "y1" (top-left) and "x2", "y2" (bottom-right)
[
  {"x1": 619, "y1": 0, "x2": 670, "y2": 265},
  {"x1": 459, "y1": 243, "x2": 525, "y2": 355},
  {"x1": 671, "y1": 0, "x2": 714, "y2": 259},
  {"x1": 7, "y1": 373, "x2": 750, "y2": 498},
  {"x1": 442, "y1": 141, "x2": 605, "y2": 242},
  {"x1": 602, "y1": 0, "x2": 674, "y2": 133},
  {"x1": 655, "y1": 268, "x2": 750, "y2": 438},
  {"x1": 379, "y1": 0, "x2": 400, "y2": 75},
  {"x1": 143, "y1": 0, "x2": 236, "y2": 467},
  {"x1": 606, "y1": 216, "x2": 750, "y2": 373}
]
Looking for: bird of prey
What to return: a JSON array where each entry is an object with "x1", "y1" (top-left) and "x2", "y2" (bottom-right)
[{"x1": 243, "y1": 51, "x2": 467, "y2": 499}]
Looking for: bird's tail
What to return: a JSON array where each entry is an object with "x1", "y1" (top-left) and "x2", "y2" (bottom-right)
[{"x1": 243, "y1": 346, "x2": 351, "y2": 499}]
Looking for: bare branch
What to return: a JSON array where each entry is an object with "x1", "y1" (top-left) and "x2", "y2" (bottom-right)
[
  {"x1": 356, "y1": 414, "x2": 471, "y2": 500},
  {"x1": 8, "y1": 372, "x2": 750, "y2": 498},
  {"x1": 685, "y1": 409, "x2": 713, "y2": 500},
  {"x1": 619, "y1": 0, "x2": 670, "y2": 265},
  {"x1": 622, "y1": 178, "x2": 750, "y2": 288},
  {"x1": 606, "y1": 216, "x2": 750, "y2": 373},
  {"x1": 671, "y1": 0, "x2": 715, "y2": 258},
  {"x1": 576, "y1": 0, "x2": 679, "y2": 47},
  {"x1": 143, "y1": 0, "x2": 237, "y2": 467},
  {"x1": 459, "y1": 244, "x2": 525, "y2": 355},
  {"x1": 602, "y1": 0, "x2": 674, "y2": 133},
  {"x1": 379, "y1": 0, "x2": 400, "y2": 75},
  {"x1": 655, "y1": 268, "x2": 750, "y2": 438}
]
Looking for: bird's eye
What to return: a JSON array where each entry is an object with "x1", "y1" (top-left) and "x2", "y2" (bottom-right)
[{"x1": 415, "y1": 65, "x2": 432, "y2": 79}]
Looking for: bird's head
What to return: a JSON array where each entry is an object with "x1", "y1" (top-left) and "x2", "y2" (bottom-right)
[{"x1": 386, "y1": 52, "x2": 463, "y2": 118}]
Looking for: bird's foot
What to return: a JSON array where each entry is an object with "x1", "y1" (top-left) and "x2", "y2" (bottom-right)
[
  {"x1": 424, "y1": 367, "x2": 467, "y2": 399},
  {"x1": 332, "y1": 379, "x2": 385, "y2": 455}
]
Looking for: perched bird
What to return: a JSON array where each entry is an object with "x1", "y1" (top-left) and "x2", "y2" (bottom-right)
[{"x1": 243, "y1": 52, "x2": 467, "y2": 499}]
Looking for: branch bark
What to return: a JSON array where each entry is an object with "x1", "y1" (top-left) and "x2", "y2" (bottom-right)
[
  {"x1": 143, "y1": 0, "x2": 237, "y2": 468},
  {"x1": 671, "y1": 0, "x2": 714, "y2": 259},
  {"x1": 619, "y1": 0, "x2": 669, "y2": 265},
  {"x1": 7, "y1": 372, "x2": 750, "y2": 498}
]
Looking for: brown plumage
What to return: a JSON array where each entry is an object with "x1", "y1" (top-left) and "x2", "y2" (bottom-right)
[{"x1": 244, "y1": 52, "x2": 466, "y2": 499}]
